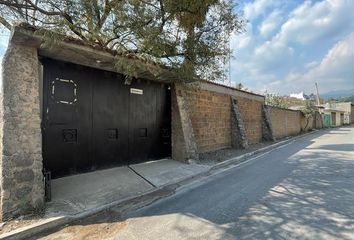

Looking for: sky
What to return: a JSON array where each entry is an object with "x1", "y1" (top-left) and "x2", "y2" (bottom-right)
[
  {"x1": 0, "y1": 0, "x2": 353, "y2": 95},
  {"x1": 0, "y1": 29, "x2": 10, "y2": 87},
  {"x1": 230, "y1": 0, "x2": 354, "y2": 95}
]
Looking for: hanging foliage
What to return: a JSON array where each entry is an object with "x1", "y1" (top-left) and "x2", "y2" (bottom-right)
[{"x1": 0, "y1": 0, "x2": 245, "y2": 82}]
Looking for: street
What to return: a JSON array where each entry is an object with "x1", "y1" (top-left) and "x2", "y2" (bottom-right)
[{"x1": 36, "y1": 126, "x2": 354, "y2": 240}]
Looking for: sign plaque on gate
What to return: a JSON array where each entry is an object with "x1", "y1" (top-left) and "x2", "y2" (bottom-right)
[{"x1": 130, "y1": 88, "x2": 143, "y2": 95}]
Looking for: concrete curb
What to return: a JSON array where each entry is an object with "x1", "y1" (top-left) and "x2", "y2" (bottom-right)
[
  {"x1": 211, "y1": 129, "x2": 319, "y2": 171},
  {"x1": 0, "y1": 129, "x2": 320, "y2": 240}
]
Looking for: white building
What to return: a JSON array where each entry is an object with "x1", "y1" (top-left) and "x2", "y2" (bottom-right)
[{"x1": 290, "y1": 92, "x2": 306, "y2": 100}]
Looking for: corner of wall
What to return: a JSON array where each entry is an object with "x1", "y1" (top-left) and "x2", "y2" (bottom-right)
[
  {"x1": 230, "y1": 97, "x2": 249, "y2": 149},
  {"x1": 171, "y1": 83, "x2": 199, "y2": 162},
  {"x1": 0, "y1": 42, "x2": 44, "y2": 220},
  {"x1": 261, "y1": 105, "x2": 275, "y2": 141}
]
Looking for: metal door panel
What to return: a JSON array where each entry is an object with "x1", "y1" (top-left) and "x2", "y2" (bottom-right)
[
  {"x1": 128, "y1": 80, "x2": 157, "y2": 163},
  {"x1": 152, "y1": 84, "x2": 172, "y2": 159},
  {"x1": 43, "y1": 59, "x2": 93, "y2": 178},
  {"x1": 92, "y1": 70, "x2": 130, "y2": 168}
]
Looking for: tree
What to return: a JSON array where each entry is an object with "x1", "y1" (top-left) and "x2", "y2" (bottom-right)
[
  {"x1": 301, "y1": 100, "x2": 316, "y2": 132},
  {"x1": 328, "y1": 95, "x2": 354, "y2": 103},
  {"x1": 265, "y1": 93, "x2": 289, "y2": 109},
  {"x1": 0, "y1": 0, "x2": 244, "y2": 82}
]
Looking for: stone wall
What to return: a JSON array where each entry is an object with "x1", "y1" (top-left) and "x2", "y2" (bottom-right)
[
  {"x1": 268, "y1": 106, "x2": 302, "y2": 139},
  {"x1": 231, "y1": 97, "x2": 248, "y2": 149},
  {"x1": 235, "y1": 97, "x2": 263, "y2": 144},
  {"x1": 171, "y1": 84, "x2": 199, "y2": 162},
  {"x1": 261, "y1": 105, "x2": 275, "y2": 141},
  {"x1": 0, "y1": 43, "x2": 44, "y2": 220}
]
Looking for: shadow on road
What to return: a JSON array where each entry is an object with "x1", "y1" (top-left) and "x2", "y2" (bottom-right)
[{"x1": 311, "y1": 143, "x2": 354, "y2": 151}]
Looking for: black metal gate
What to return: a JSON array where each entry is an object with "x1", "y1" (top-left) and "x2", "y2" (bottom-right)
[{"x1": 42, "y1": 59, "x2": 171, "y2": 178}]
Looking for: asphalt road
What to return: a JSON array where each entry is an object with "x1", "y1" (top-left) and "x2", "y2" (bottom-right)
[{"x1": 38, "y1": 126, "x2": 354, "y2": 240}]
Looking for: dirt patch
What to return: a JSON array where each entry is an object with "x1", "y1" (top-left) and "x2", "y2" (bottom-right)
[
  {"x1": 30, "y1": 210, "x2": 128, "y2": 240},
  {"x1": 0, "y1": 214, "x2": 44, "y2": 235},
  {"x1": 199, "y1": 140, "x2": 283, "y2": 165}
]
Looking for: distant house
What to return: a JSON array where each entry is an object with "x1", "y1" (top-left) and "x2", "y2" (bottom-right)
[
  {"x1": 334, "y1": 102, "x2": 354, "y2": 124},
  {"x1": 322, "y1": 103, "x2": 346, "y2": 127}
]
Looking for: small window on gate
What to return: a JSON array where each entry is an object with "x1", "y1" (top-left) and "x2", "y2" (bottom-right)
[
  {"x1": 51, "y1": 78, "x2": 77, "y2": 105},
  {"x1": 106, "y1": 129, "x2": 118, "y2": 140},
  {"x1": 139, "y1": 128, "x2": 148, "y2": 137},
  {"x1": 63, "y1": 129, "x2": 77, "y2": 143}
]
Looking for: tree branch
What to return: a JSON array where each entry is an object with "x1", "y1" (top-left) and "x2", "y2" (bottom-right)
[
  {"x1": 0, "y1": 0, "x2": 88, "y2": 41},
  {"x1": 0, "y1": 15, "x2": 11, "y2": 29}
]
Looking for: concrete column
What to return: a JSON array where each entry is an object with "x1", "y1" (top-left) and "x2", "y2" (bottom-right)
[
  {"x1": 231, "y1": 97, "x2": 248, "y2": 149},
  {"x1": 171, "y1": 84, "x2": 199, "y2": 162},
  {"x1": 0, "y1": 42, "x2": 44, "y2": 220}
]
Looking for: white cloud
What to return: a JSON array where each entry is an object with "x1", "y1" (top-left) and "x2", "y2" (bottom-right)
[
  {"x1": 264, "y1": 32, "x2": 354, "y2": 94},
  {"x1": 258, "y1": 10, "x2": 283, "y2": 37},
  {"x1": 243, "y1": 0, "x2": 282, "y2": 21},
  {"x1": 231, "y1": 0, "x2": 354, "y2": 94},
  {"x1": 304, "y1": 32, "x2": 354, "y2": 84},
  {"x1": 305, "y1": 61, "x2": 318, "y2": 69},
  {"x1": 270, "y1": 0, "x2": 354, "y2": 46}
]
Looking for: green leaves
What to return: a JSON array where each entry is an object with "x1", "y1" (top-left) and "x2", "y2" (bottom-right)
[
  {"x1": 265, "y1": 93, "x2": 289, "y2": 109},
  {"x1": 0, "y1": 0, "x2": 244, "y2": 82}
]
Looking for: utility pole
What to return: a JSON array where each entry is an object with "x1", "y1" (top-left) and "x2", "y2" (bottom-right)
[{"x1": 315, "y1": 82, "x2": 321, "y2": 105}]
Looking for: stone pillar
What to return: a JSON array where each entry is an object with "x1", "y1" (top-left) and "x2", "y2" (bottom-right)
[
  {"x1": 0, "y1": 42, "x2": 44, "y2": 220},
  {"x1": 261, "y1": 105, "x2": 275, "y2": 141},
  {"x1": 171, "y1": 84, "x2": 199, "y2": 162},
  {"x1": 231, "y1": 97, "x2": 248, "y2": 149}
]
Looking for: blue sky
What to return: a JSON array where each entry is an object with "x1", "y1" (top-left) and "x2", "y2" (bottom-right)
[
  {"x1": 230, "y1": 0, "x2": 354, "y2": 95},
  {"x1": 1, "y1": 0, "x2": 353, "y2": 95},
  {"x1": 0, "y1": 28, "x2": 10, "y2": 88}
]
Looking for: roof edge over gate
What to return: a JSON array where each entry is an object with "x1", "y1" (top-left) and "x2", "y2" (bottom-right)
[
  {"x1": 9, "y1": 23, "x2": 264, "y2": 100},
  {"x1": 10, "y1": 24, "x2": 174, "y2": 83}
]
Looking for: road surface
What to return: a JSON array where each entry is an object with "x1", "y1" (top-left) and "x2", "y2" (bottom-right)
[{"x1": 36, "y1": 126, "x2": 354, "y2": 240}]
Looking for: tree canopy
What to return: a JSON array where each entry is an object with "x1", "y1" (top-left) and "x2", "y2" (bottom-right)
[
  {"x1": 0, "y1": 0, "x2": 244, "y2": 82},
  {"x1": 265, "y1": 93, "x2": 289, "y2": 109}
]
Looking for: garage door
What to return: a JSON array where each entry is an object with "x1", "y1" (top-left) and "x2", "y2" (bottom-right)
[{"x1": 42, "y1": 59, "x2": 171, "y2": 178}]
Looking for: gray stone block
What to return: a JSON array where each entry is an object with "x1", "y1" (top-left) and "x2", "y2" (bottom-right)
[
  {"x1": 15, "y1": 186, "x2": 32, "y2": 199},
  {"x1": 0, "y1": 41, "x2": 44, "y2": 220},
  {"x1": 14, "y1": 169, "x2": 35, "y2": 183}
]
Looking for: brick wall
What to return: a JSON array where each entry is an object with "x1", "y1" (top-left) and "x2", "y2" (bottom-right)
[
  {"x1": 184, "y1": 89, "x2": 232, "y2": 153},
  {"x1": 179, "y1": 83, "x2": 265, "y2": 153},
  {"x1": 312, "y1": 111, "x2": 323, "y2": 129},
  {"x1": 235, "y1": 97, "x2": 263, "y2": 144},
  {"x1": 301, "y1": 115, "x2": 314, "y2": 131},
  {"x1": 268, "y1": 106, "x2": 302, "y2": 139}
]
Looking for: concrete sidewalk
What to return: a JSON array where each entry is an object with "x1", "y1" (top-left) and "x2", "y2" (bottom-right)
[
  {"x1": 47, "y1": 159, "x2": 210, "y2": 217},
  {"x1": 0, "y1": 159, "x2": 210, "y2": 239}
]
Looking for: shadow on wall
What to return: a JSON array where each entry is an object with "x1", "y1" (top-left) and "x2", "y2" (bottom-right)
[{"x1": 31, "y1": 130, "x2": 354, "y2": 240}]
